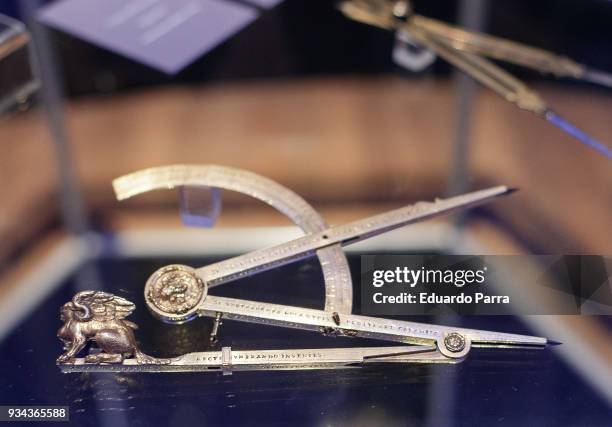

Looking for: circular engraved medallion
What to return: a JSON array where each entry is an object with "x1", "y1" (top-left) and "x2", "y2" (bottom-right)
[
  {"x1": 443, "y1": 332, "x2": 466, "y2": 353},
  {"x1": 146, "y1": 265, "x2": 206, "y2": 318}
]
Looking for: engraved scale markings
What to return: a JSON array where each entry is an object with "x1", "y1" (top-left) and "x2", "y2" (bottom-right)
[
  {"x1": 113, "y1": 164, "x2": 353, "y2": 313},
  {"x1": 198, "y1": 186, "x2": 509, "y2": 286},
  {"x1": 197, "y1": 295, "x2": 547, "y2": 347},
  {"x1": 59, "y1": 345, "x2": 447, "y2": 373}
]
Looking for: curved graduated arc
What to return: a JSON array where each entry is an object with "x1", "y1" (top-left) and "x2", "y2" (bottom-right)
[{"x1": 112, "y1": 164, "x2": 353, "y2": 314}]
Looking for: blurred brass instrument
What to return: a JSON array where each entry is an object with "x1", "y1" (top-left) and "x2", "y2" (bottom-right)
[{"x1": 339, "y1": 0, "x2": 612, "y2": 158}]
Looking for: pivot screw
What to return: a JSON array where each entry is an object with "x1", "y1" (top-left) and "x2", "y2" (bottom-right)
[{"x1": 444, "y1": 332, "x2": 466, "y2": 353}]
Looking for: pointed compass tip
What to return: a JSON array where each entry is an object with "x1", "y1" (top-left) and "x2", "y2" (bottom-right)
[
  {"x1": 546, "y1": 339, "x2": 562, "y2": 347},
  {"x1": 504, "y1": 187, "x2": 520, "y2": 196},
  {"x1": 546, "y1": 110, "x2": 612, "y2": 159}
]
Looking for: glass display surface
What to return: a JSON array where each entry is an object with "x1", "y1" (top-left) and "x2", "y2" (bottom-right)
[{"x1": 1, "y1": 253, "x2": 609, "y2": 427}]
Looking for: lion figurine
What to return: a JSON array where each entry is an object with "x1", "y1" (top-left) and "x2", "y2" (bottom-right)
[{"x1": 57, "y1": 291, "x2": 167, "y2": 365}]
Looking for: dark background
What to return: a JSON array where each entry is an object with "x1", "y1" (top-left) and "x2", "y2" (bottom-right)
[{"x1": 3, "y1": 0, "x2": 612, "y2": 96}]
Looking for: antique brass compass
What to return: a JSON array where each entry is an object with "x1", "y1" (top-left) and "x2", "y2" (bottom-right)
[
  {"x1": 340, "y1": 0, "x2": 612, "y2": 159},
  {"x1": 57, "y1": 165, "x2": 552, "y2": 373}
]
